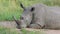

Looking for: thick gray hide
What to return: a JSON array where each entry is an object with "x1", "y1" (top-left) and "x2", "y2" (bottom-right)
[{"x1": 19, "y1": 3, "x2": 60, "y2": 29}]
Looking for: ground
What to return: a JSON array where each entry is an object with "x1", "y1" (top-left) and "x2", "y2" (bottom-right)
[
  {"x1": 24, "y1": 28, "x2": 60, "y2": 34},
  {"x1": 0, "y1": 21, "x2": 60, "y2": 34}
]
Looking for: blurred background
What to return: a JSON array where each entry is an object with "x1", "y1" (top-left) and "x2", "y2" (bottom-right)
[{"x1": 0, "y1": 0, "x2": 60, "y2": 21}]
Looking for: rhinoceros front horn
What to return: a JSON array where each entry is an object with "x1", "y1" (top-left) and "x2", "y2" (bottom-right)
[{"x1": 12, "y1": 16, "x2": 20, "y2": 25}]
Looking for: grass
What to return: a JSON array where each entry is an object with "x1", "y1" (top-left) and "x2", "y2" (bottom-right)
[
  {"x1": 0, "y1": 26, "x2": 20, "y2": 34},
  {"x1": 21, "y1": 28, "x2": 44, "y2": 34},
  {"x1": 0, "y1": 27, "x2": 44, "y2": 34},
  {"x1": 0, "y1": 0, "x2": 60, "y2": 21}
]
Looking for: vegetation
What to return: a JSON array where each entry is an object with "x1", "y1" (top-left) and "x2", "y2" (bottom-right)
[
  {"x1": 21, "y1": 28, "x2": 44, "y2": 34},
  {"x1": 0, "y1": 0, "x2": 60, "y2": 21},
  {"x1": 0, "y1": 26, "x2": 20, "y2": 34},
  {"x1": 0, "y1": 27, "x2": 44, "y2": 34}
]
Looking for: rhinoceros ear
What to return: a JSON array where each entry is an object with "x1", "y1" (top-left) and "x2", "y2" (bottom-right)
[
  {"x1": 20, "y1": 3, "x2": 25, "y2": 9},
  {"x1": 30, "y1": 7, "x2": 35, "y2": 12}
]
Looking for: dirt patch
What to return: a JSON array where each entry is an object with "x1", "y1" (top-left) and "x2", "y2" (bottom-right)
[
  {"x1": 23, "y1": 28, "x2": 60, "y2": 34},
  {"x1": 0, "y1": 21, "x2": 17, "y2": 28},
  {"x1": 0, "y1": 21, "x2": 60, "y2": 34}
]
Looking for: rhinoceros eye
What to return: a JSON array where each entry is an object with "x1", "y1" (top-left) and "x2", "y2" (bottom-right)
[{"x1": 30, "y1": 7, "x2": 35, "y2": 12}]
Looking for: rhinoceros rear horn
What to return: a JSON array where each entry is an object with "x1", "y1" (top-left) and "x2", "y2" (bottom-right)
[{"x1": 20, "y1": 3, "x2": 25, "y2": 9}]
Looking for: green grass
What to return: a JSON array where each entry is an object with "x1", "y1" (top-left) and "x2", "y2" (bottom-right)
[
  {"x1": 0, "y1": 27, "x2": 44, "y2": 34},
  {"x1": 21, "y1": 28, "x2": 44, "y2": 34},
  {"x1": 0, "y1": 0, "x2": 60, "y2": 21},
  {"x1": 0, "y1": 27, "x2": 20, "y2": 34}
]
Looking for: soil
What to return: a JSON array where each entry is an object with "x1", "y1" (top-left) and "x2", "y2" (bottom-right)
[{"x1": 0, "y1": 21, "x2": 60, "y2": 34}]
